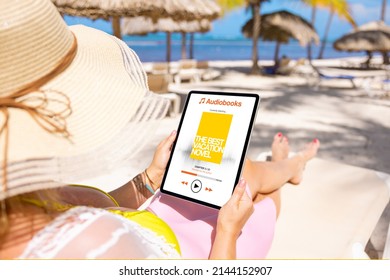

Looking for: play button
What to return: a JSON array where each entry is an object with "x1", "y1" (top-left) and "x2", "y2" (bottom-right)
[{"x1": 191, "y1": 179, "x2": 202, "y2": 193}]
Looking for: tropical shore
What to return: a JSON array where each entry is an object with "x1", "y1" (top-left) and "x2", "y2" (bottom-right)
[{"x1": 145, "y1": 56, "x2": 390, "y2": 173}]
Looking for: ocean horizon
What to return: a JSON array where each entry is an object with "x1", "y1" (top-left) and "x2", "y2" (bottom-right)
[
  {"x1": 63, "y1": 15, "x2": 377, "y2": 64},
  {"x1": 123, "y1": 33, "x2": 368, "y2": 63}
]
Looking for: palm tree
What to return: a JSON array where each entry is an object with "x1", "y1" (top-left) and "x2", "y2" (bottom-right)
[
  {"x1": 381, "y1": 0, "x2": 387, "y2": 21},
  {"x1": 381, "y1": 0, "x2": 388, "y2": 64},
  {"x1": 217, "y1": 0, "x2": 269, "y2": 74},
  {"x1": 242, "y1": 10, "x2": 319, "y2": 67},
  {"x1": 302, "y1": 0, "x2": 356, "y2": 60},
  {"x1": 248, "y1": 0, "x2": 265, "y2": 74}
]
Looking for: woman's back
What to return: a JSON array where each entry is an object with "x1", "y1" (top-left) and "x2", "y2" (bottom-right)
[{"x1": 18, "y1": 206, "x2": 180, "y2": 259}]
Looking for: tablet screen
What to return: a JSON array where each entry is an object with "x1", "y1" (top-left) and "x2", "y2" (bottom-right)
[{"x1": 160, "y1": 90, "x2": 260, "y2": 209}]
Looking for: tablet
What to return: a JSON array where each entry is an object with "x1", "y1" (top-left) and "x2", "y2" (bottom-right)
[{"x1": 160, "y1": 90, "x2": 260, "y2": 209}]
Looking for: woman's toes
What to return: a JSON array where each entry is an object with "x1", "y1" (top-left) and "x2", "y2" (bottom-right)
[{"x1": 271, "y1": 133, "x2": 290, "y2": 162}]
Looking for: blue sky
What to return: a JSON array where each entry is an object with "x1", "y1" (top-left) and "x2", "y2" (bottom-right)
[
  {"x1": 65, "y1": 0, "x2": 389, "y2": 41},
  {"x1": 210, "y1": 0, "x2": 390, "y2": 40}
]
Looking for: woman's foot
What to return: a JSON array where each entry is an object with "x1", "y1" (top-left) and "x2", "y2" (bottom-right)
[
  {"x1": 289, "y1": 139, "x2": 320, "y2": 185},
  {"x1": 271, "y1": 132, "x2": 289, "y2": 162}
]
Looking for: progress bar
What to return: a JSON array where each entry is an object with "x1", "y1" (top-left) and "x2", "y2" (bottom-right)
[{"x1": 181, "y1": 170, "x2": 222, "y2": 182}]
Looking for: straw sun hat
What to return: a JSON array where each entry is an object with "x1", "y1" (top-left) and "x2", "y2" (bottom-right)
[{"x1": 0, "y1": 0, "x2": 169, "y2": 200}]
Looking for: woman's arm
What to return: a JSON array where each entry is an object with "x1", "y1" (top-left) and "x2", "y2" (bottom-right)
[
  {"x1": 209, "y1": 229, "x2": 238, "y2": 259},
  {"x1": 108, "y1": 172, "x2": 152, "y2": 209},
  {"x1": 108, "y1": 131, "x2": 176, "y2": 209},
  {"x1": 209, "y1": 179, "x2": 254, "y2": 259}
]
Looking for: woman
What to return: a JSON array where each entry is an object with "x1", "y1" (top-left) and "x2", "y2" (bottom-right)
[
  {"x1": 0, "y1": 130, "x2": 318, "y2": 259},
  {"x1": 0, "y1": 0, "x2": 319, "y2": 259}
]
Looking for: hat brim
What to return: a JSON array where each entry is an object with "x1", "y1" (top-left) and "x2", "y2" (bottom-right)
[
  {"x1": 5, "y1": 25, "x2": 146, "y2": 162},
  {"x1": 1, "y1": 25, "x2": 172, "y2": 200}
]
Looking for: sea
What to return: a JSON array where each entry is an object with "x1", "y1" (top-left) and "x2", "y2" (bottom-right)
[
  {"x1": 122, "y1": 33, "x2": 367, "y2": 63},
  {"x1": 63, "y1": 16, "x2": 369, "y2": 63}
]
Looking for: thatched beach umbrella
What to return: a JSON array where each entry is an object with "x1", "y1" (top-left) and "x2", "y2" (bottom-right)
[
  {"x1": 242, "y1": 10, "x2": 319, "y2": 66},
  {"x1": 333, "y1": 30, "x2": 390, "y2": 52},
  {"x1": 333, "y1": 21, "x2": 390, "y2": 64},
  {"x1": 52, "y1": 0, "x2": 220, "y2": 39},
  {"x1": 122, "y1": 17, "x2": 211, "y2": 64},
  {"x1": 173, "y1": 0, "x2": 220, "y2": 60},
  {"x1": 122, "y1": 17, "x2": 211, "y2": 35},
  {"x1": 121, "y1": 0, "x2": 220, "y2": 64},
  {"x1": 357, "y1": 21, "x2": 390, "y2": 33},
  {"x1": 51, "y1": 0, "x2": 155, "y2": 39}
]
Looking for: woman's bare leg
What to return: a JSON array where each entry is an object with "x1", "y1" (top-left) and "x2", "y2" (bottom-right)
[
  {"x1": 242, "y1": 133, "x2": 320, "y2": 216},
  {"x1": 247, "y1": 133, "x2": 288, "y2": 215}
]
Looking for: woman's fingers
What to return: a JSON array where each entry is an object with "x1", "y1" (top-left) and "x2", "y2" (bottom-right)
[
  {"x1": 229, "y1": 178, "x2": 247, "y2": 204},
  {"x1": 159, "y1": 130, "x2": 177, "y2": 151}
]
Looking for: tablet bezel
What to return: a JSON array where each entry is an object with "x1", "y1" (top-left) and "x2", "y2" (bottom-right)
[{"x1": 160, "y1": 90, "x2": 260, "y2": 209}]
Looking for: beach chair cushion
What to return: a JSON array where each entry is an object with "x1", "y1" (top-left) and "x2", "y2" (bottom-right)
[
  {"x1": 151, "y1": 62, "x2": 169, "y2": 74},
  {"x1": 147, "y1": 73, "x2": 171, "y2": 93}
]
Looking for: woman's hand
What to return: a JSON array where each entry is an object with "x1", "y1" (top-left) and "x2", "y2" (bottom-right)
[
  {"x1": 146, "y1": 130, "x2": 176, "y2": 191},
  {"x1": 210, "y1": 178, "x2": 254, "y2": 259},
  {"x1": 217, "y1": 178, "x2": 254, "y2": 239}
]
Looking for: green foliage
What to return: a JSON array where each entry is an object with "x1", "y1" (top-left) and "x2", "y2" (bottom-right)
[
  {"x1": 216, "y1": 0, "x2": 270, "y2": 14},
  {"x1": 216, "y1": 0, "x2": 247, "y2": 12},
  {"x1": 302, "y1": 0, "x2": 356, "y2": 27}
]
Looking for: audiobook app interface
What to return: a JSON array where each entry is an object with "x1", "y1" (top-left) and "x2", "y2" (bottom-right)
[{"x1": 163, "y1": 93, "x2": 258, "y2": 208}]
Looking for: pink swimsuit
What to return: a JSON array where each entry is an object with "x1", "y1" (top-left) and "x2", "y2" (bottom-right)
[{"x1": 147, "y1": 189, "x2": 276, "y2": 259}]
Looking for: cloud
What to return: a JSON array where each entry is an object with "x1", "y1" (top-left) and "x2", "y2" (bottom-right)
[{"x1": 350, "y1": 3, "x2": 388, "y2": 25}]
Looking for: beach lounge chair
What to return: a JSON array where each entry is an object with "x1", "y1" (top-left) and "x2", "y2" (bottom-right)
[
  {"x1": 311, "y1": 65, "x2": 358, "y2": 89},
  {"x1": 137, "y1": 154, "x2": 390, "y2": 259},
  {"x1": 362, "y1": 76, "x2": 390, "y2": 97},
  {"x1": 174, "y1": 59, "x2": 202, "y2": 84},
  {"x1": 151, "y1": 62, "x2": 170, "y2": 74},
  {"x1": 196, "y1": 60, "x2": 222, "y2": 81},
  {"x1": 147, "y1": 73, "x2": 180, "y2": 117},
  {"x1": 275, "y1": 58, "x2": 307, "y2": 76},
  {"x1": 254, "y1": 153, "x2": 390, "y2": 259}
]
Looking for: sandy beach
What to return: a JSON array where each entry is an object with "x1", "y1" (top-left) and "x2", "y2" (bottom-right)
[{"x1": 150, "y1": 57, "x2": 390, "y2": 174}]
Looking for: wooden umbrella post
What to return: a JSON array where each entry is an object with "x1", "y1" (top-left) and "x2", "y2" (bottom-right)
[
  {"x1": 112, "y1": 16, "x2": 122, "y2": 39},
  {"x1": 166, "y1": 32, "x2": 172, "y2": 73}
]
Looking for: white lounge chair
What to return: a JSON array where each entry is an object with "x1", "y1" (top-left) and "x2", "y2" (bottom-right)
[
  {"x1": 147, "y1": 73, "x2": 181, "y2": 117},
  {"x1": 151, "y1": 62, "x2": 170, "y2": 74},
  {"x1": 196, "y1": 60, "x2": 222, "y2": 81},
  {"x1": 138, "y1": 154, "x2": 390, "y2": 259},
  {"x1": 361, "y1": 77, "x2": 390, "y2": 97},
  {"x1": 255, "y1": 153, "x2": 390, "y2": 259},
  {"x1": 174, "y1": 59, "x2": 202, "y2": 84},
  {"x1": 311, "y1": 65, "x2": 358, "y2": 89}
]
